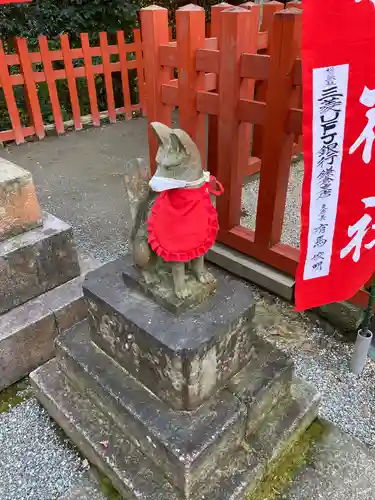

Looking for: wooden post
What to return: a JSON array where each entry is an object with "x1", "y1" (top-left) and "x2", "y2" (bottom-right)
[
  {"x1": 207, "y1": 3, "x2": 231, "y2": 177},
  {"x1": 0, "y1": 41, "x2": 24, "y2": 144},
  {"x1": 251, "y1": 1, "x2": 284, "y2": 159},
  {"x1": 60, "y1": 34, "x2": 82, "y2": 130},
  {"x1": 39, "y1": 36, "x2": 65, "y2": 134},
  {"x1": 176, "y1": 5, "x2": 206, "y2": 162},
  {"x1": 254, "y1": 8, "x2": 302, "y2": 247},
  {"x1": 140, "y1": 6, "x2": 172, "y2": 172},
  {"x1": 216, "y1": 7, "x2": 257, "y2": 230},
  {"x1": 15, "y1": 37, "x2": 45, "y2": 139},
  {"x1": 80, "y1": 33, "x2": 100, "y2": 127}
]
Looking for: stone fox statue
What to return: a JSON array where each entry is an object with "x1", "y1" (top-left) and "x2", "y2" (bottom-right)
[{"x1": 125, "y1": 122, "x2": 223, "y2": 299}]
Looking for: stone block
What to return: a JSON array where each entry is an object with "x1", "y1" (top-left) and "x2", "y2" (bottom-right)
[
  {"x1": 56, "y1": 321, "x2": 247, "y2": 496},
  {"x1": 31, "y1": 360, "x2": 182, "y2": 500},
  {"x1": 206, "y1": 243, "x2": 295, "y2": 301},
  {"x1": 0, "y1": 212, "x2": 80, "y2": 314},
  {"x1": 0, "y1": 269, "x2": 97, "y2": 391},
  {"x1": 30, "y1": 359, "x2": 319, "y2": 500},
  {"x1": 84, "y1": 256, "x2": 256, "y2": 410},
  {"x1": 0, "y1": 158, "x2": 42, "y2": 241},
  {"x1": 315, "y1": 300, "x2": 363, "y2": 334},
  {"x1": 227, "y1": 338, "x2": 294, "y2": 435},
  {"x1": 0, "y1": 296, "x2": 57, "y2": 391}
]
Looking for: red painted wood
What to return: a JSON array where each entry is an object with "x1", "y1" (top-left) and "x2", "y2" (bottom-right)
[
  {"x1": 252, "y1": 1, "x2": 284, "y2": 158},
  {"x1": 255, "y1": 9, "x2": 302, "y2": 247},
  {"x1": 0, "y1": 41, "x2": 24, "y2": 144},
  {"x1": 80, "y1": 33, "x2": 100, "y2": 127},
  {"x1": 216, "y1": 6, "x2": 259, "y2": 231},
  {"x1": 38, "y1": 36, "x2": 64, "y2": 135},
  {"x1": 60, "y1": 34, "x2": 82, "y2": 130},
  {"x1": 140, "y1": 6, "x2": 172, "y2": 172},
  {"x1": 15, "y1": 37, "x2": 45, "y2": 139},
  {"x1": 99, "y1": 32, "x2": 116, "y2": 123},
  {"x1": 134, "y1": 29, "x2": 147, "y2": 116},
  {"x1": 117, "y1": 30, "x2": 133, "y2": 120},
  {"x1": 207, "y1": 2, "x2": 232, "y2": 178}
]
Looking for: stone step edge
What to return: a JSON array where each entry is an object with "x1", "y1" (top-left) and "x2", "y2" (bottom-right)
[
  {"x1": 30, "y1": 359, "x2": 185, "y2": 500},
  {"x1": 31, "y1": 358, "x2": 319, "y2": 500},
  {"x1": 55, "y1": 321, "x2": 247, "y2": 496},
  {"x1": 199, "y1": 378, "x2": 320, "y2": 500},
  {"x1": 0, "y1": 252, "x2": 101, "y2": 391}
]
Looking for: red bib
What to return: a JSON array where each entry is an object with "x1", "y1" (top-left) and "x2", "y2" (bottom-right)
[{"x1": 147, "y1": 178, "x2": 223, "y2": 262}]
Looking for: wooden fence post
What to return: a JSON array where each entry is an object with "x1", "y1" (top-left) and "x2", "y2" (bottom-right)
[
  {"x1": 251, "y1": 1, "x2": 284, "y2": 159},
  {"x1": 0, "y1": 41, "x2": 24, "y2": 144},
  {"x1": 80, "y1": 33, "x2": 100, "y2": 127},
  {"x1": 207, "y1": 2, "x2": 231, "y2": 177},
  {"x1": 15, "y1": 37, "x2": 45, "y2": 140},
  {"x1": 216, "y1": 7, "x2": 257, "y2": 230},
  {"x1": 60, "y1": 34, "x2": 82, "y2": 131},
  {"x1": 176, "y1": 4, "x2": 206, "y2": 162},
  {"x1": 140, "y1": 6, "x2": 172, "y2": 172},
  {"x1": 39, "y1": 36, "x2": 65, "y2": 134},
  {"x1": 254, "y1": 8, "x2": 302, "y2": 247}
]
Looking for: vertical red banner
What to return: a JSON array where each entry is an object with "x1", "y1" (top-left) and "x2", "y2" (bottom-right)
[{"x1": 296, "y1": 0, "x2": 375, "y2": 310}]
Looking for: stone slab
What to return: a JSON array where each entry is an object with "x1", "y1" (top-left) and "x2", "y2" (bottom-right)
[
  {"x1": 84, "y1": 256, "x2": 256, "y2": 410},
  {"x1": 279, "y1": 420, "x2": 375, "y2": 500},
  {"x1": 30, "y1": 359, "x2": 319, "y2": 500},
  {"x1": 0, "y1": 254, "x2": 100, "y2": 391},
  {"x1": 227, "y1": 339, "x2": 294, "y2": 436},
  {"x1": 30, "y1": 359, "x2": 183, "y2": 500},
  {"x1": 200, "y1": 380, "x2": 320, "y2": 500},
  {"x1": 315, "y1": 300, "x2": 363, "y2": 334},
  {"x1": 206, "y1": 243, "x2": 295, "y2": 301},
  {"x1": 56, "y1": 321, "x2": 247, "y2": 496},
  {"x1": 0, "y1": 158, "x2": 42, "y2": 241},
  {"x1": 122, "y1": 259, "x2": 216, "y2": 314},
  {"x1": 0, "y1": 212, "x2": 80, "y2": 314}
]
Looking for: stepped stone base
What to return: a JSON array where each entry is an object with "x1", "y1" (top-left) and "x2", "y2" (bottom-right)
[
  {"x1": 0, "y1": 253, "x2": 100, "y2": 391},
  {"x1": 0, "y1": 212, "x2": 80, "y2": 314},
  {"x1": 31, "y1": 319, "x2": 319, "y2": 500}
]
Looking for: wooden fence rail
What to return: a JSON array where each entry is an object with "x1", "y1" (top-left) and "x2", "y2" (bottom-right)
[{"x1": 0, "y1": 28, "x2": 146, "y2": 144}]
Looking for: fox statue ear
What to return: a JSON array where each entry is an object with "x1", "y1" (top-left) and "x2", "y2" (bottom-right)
[
  {"x1": 170, "y1": 132, "x2": 188, "y2": 156},
  {"x1": 150, "y1": 122, "x2": 171, "y2": 147}
]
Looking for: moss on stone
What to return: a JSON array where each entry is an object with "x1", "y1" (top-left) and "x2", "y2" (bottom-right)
[
  {"x1": 0, "y1": 378, "x2": 32, "y2": 414},
  {"x1": 247, "y1": 419, "x2": 326, "y2": 500}
]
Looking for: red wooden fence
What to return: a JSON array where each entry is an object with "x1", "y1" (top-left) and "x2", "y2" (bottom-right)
[
  {"x1": 0, "y1": 29, "x2": 146, "y2": 145},
  {"x1": 140, "y1": 1, "x2": 370, "y2": 309}
]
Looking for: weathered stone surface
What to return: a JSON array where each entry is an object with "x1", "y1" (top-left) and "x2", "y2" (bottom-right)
[
  {"x1": 31, "y1": 358, "x2": 319, "y2": 500},
  {"x1": 315, "y1": 300, "x2": 363, "y2": 334},
  {"x1": 0, "y1": 212, "x2": 80, "y2": 314},
  {"x1": 0, "y1": 296, "x2": 57, "y2": 391},
  {"x1": 84, "y1": 256, "x2": 256, "y2": 410},
  {"x1": 56, "y1": 321, "x2": 247, "y2": 496},
  {"x1": 206, "y1": 243, "x2": 295, "y2": 301},
  {"x1": 0, "y1": 254, "x2": 100, "y2": 390},
  {"x1": 0, "y1": 158, "x2": 42, "y2": 241},
  {"x1": 200, "y1": 380, "x2": 320, "y2": 500},
  {"x1": 227, "y1": 338, "x2": 294, "y2": 435},
  {"x1": 31, "y1": 360, "x2": 183, "y2": 500},
  {"x1": 122, "y1": 261, "x2": 216, "y2": 314}
]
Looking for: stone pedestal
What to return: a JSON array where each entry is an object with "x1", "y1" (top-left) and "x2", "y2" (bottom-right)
[
  {"x1": 31, "y1": 255, "x2": 320, "y2": 499},
  {"x1": 0, "y1": 161, "x2": 99, "y2": 390}
]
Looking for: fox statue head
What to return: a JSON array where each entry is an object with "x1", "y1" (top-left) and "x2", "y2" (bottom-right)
[{"x1": 149, "y1": 122, "x2": 207, "y2": 192}]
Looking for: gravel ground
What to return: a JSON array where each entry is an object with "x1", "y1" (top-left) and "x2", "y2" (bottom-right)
[
  {"x1": 241, "y1": 158, "x2": 304, "y2": 248},
  {"x1": 254, "y1": 287, "x2": 375, "y2": 449},
  {"x1": 0, "y1": 398, "x2": 87, "y2": 500}
]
